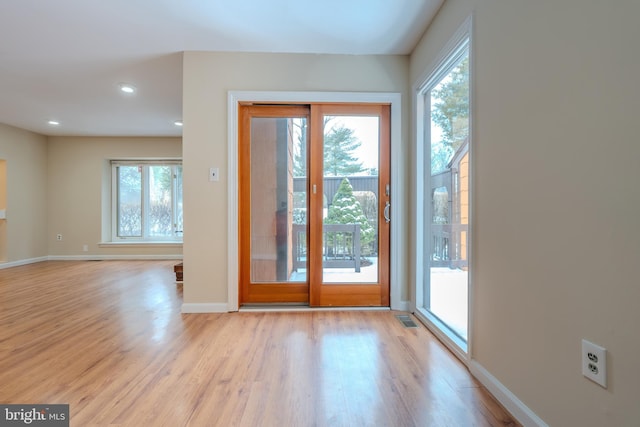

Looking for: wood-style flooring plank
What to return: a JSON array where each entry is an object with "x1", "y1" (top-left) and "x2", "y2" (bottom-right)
[{"x1": 0, "y1": 261, "x2": 520, "y2": 426}]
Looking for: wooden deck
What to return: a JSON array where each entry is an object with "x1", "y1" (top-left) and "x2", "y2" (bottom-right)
[{"x1": 0, "y1": 260, "x2": 520, "y2": 426}]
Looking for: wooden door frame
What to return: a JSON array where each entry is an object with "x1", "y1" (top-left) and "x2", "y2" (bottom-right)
[{"x1": 227, "y1": 91, "x2": 405, "y2": 312}]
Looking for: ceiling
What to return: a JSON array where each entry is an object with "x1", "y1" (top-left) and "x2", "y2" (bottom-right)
[{"x1": 0, "y1": 0, "x2": 443, "y2": 137}]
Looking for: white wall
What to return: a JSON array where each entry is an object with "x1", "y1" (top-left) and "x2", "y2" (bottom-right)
[
  {"x1": 411, "y1": 1, "x2": 640, "y2": 426},
  {"x1": 181, "y1": 52, "x2": 410, "y2": 307},
  {"x1": 0, "y1": 123, "x2": 48, "y2": 263},
  {"x1": 47, "y1": 136, "x2": 182, "y2": 258}
]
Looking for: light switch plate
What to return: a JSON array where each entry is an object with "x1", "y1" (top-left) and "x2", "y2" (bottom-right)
[{"x1": 209, "y1": 167, "x2": 219, "y2": 182}]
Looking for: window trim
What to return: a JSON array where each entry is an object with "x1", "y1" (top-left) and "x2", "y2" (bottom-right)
[
  {"x1": 110, "y1": 159, "x2": 183, "y2": 243},
  {"x1": 413, "y1": 15, "x2": 474, "y2": 363}
]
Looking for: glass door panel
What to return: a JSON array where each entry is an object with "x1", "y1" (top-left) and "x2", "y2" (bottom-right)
[
  {"x1": 250, "y1": 116, "x2": 307, "y2": 283},
  {"x1": 239, "y1": 106, "x2": 310, "y2": 304},
  {"x1": 321, "y1": 115, "x2": 380, "y2": 284},
  {"x1": 309, "y1": 104, "x2": 390, "y2": 307}
]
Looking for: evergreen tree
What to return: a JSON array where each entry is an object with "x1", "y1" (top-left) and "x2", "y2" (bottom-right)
[
  {"x1": 323, "y1": 125, "x2": 364, "y2": 176},
  {"x1": 325, "y1": 178, "x2": 375, "y2": 248},
  {"x1": 293, "y1": 118, "x2": 366, "y2": 177},
  {"x1": 292, "y1": 119, "x2": 307, "y2": 177},
  {"x1": 431, "y1": 55, "x2": 469, "y2": 150},
  {"x1": 430, "y1": 55, "x2": 469, "y2": 173}
]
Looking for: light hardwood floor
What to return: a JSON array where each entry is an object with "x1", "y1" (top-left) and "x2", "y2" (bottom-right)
[{"x1": 0, "y1": 261, "x2": 520, "y2": 426}]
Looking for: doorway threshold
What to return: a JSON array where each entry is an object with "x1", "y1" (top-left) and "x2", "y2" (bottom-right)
[{"x1": 239, "y1": 305, "x2": 390, "y2": 313}]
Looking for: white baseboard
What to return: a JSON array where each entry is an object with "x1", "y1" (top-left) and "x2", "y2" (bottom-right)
[
  {"x1": 469, "y1": 360, "x2": 548, "y2": 427},
  {"x1": 392, "y1": 299, "x2": 411, "y2": 312},
  {"x1": 47, "y1": 255, "x2": 183, "y2": 261},
  {"x1": 181, "y1": 303, "x2": 229, "y2": 313},
  {"x1": 0, "y1": 256, "x2": 48, "y2": 269}
]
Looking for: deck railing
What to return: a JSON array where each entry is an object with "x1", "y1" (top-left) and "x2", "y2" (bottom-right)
[
  {"x1": 431, "y1": 223, "x2": 468, "y2": 269},
  {"x1": 292, "y1": 223, "x2": 361, "y2": 272}
]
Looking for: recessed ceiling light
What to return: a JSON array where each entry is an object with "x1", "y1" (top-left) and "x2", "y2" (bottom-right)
[
  {"x1": 48, "y1": 120, "x2": 60, "y2": 126},
  {"x1": 118, "y1": 83, "x2": 136, "y2": 94},
  {"x1": 174, "y1": 120, "x2": 183, "y2": 127}
]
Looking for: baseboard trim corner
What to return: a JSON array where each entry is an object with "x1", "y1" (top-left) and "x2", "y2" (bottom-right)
[{"x1": 0, "y1": 256, "x2": 48, "y2": 269}]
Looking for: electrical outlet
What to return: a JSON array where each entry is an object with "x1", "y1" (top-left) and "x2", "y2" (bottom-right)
[
  {"x1": 582, "y1": 339, "x2": 607, "y2": 388},
  {"x1": 83, "y1": 244, "x2": 88, "y2": 252},
  {"x1": 56, "y1": 234, "x2": 63, "y2": 241}
]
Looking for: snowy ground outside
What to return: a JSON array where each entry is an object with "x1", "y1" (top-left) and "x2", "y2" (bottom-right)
[
  {"x1": 289, "y1": 257, "x2": 378, "y2": 283},
  {"x1": 429, "y1": 267, "x2": 468, "y2": 340}
]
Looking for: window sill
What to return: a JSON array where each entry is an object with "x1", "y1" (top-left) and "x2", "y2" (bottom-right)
[{"x1": 99, "y1": 241, "x2": 183, "y2": 248}]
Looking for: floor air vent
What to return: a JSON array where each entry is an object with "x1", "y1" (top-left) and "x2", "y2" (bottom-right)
[{"x1": 396, "y1": 314, "x2": 419, "y2": 328}]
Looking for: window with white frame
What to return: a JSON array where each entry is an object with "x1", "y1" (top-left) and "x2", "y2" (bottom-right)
[
  {"x1": 414, "y1": 17, "x2": 472, "y2": 357},
  {"x1": 111, "y1": 161, "x2": 183, "y2": 241}
]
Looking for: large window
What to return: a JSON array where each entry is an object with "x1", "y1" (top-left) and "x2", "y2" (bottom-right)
[
  {"x1": 112, "y1": 161, "x2": 183, "y2": 241},
  {"x1": 415, "y1": 18, "x2": 471, "y2": 358}
]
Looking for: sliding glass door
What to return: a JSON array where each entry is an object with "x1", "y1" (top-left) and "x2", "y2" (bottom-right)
[{"x1": 238, "y1": 104, "x2": 390, "y2": 307}]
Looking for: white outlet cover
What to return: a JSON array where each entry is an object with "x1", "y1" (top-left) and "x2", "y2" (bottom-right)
[
  {"x1": 582, "y1": 339, "x2": 607, "y2": 388},
  {"x1": 209, "y1": 167, "x2": 219, "y2": 182}
]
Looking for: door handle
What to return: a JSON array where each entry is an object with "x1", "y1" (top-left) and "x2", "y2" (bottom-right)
[{"x1": 383, "y1": 201, "x2": 391, "y2": 223}]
